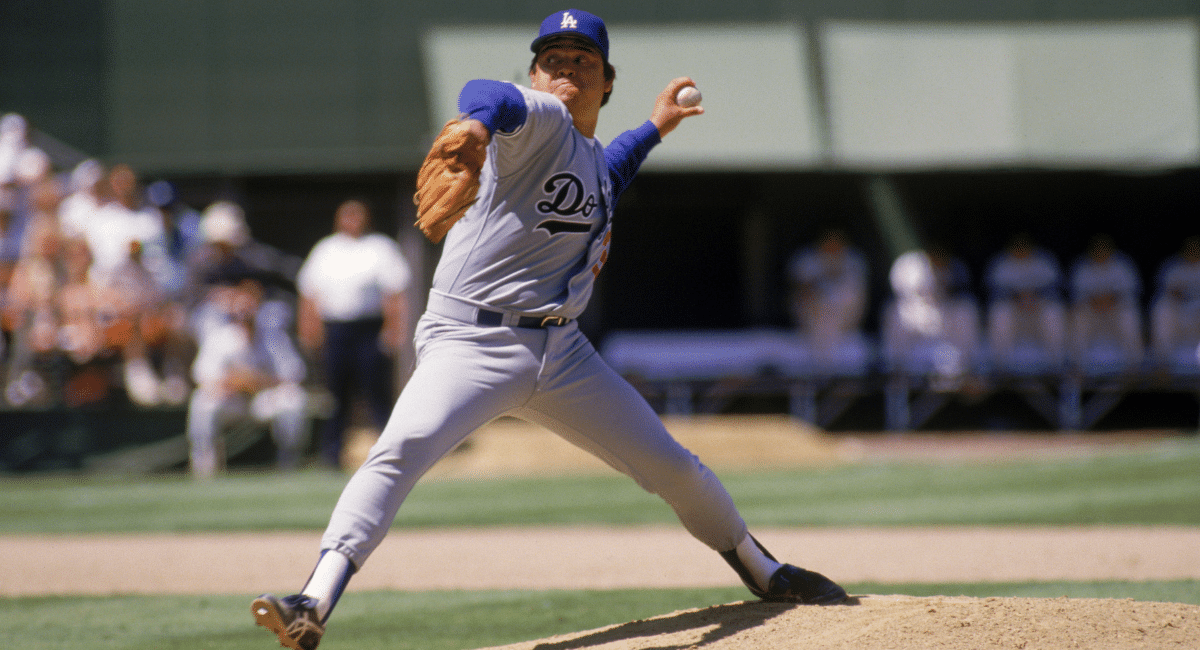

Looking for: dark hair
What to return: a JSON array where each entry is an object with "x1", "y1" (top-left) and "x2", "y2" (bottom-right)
[{"x1": 528, "y1": 54, "x2": 616, "y2": 106}]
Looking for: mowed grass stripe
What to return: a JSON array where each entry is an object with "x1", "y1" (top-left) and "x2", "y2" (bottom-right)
[{"x1": 2, "y1": 439, "x2": 1198, "y2": 533}]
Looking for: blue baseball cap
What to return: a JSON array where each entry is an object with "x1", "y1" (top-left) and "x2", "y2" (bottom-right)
[{"x1": 531, "y1": 9, "x2": 609, "y2": 61}]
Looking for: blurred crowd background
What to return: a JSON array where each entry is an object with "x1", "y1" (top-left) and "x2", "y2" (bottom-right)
[{"x1": 4, "y1": 2, "x2": 1200, "y2": 474}]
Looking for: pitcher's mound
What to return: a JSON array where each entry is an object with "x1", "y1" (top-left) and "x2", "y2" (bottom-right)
[{"x1": 478, "y1": 594, "x2": 1198, "y2": 650}]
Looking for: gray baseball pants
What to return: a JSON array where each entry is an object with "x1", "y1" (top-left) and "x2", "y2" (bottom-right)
[{"x1": 320, "y1": 311, "x2": 749, "y2": 570}]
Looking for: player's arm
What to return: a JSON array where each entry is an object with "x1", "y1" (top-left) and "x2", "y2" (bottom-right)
[
  {"x1": 459, "y1": 80, "x2": 528, "y2": 135},
  {"x1": 605, "y1": 123, "x2": 659, "y2": 202},
  {"x1": 414, "y1": 80, "x2": 524, "y2": 242},
  {"x1": 605, "y1": 77, "x2": 705, "y2": 200},
  {"x1": 296, "y1": 294, "x2": 324, "y2": 353}
]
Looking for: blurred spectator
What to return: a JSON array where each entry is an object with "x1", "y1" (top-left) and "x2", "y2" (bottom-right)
[
  {"x1": 984, "y1": 232, "x2": 1067, "y2": 373},
  {"x1": 786, "y1": 228, "x2": 870, "y2": 372},
  {"x1": 0, "y1": 113, "x2": 32, "y2": 186},
  {"x1": 186, "y1": 279, "x2": 309, "y2": 478},
  {"x1": 76, "y1": 164, "x2": 197, "y2": 406},
  {"x1": 57, "y1": 159, "x2": 107, "y2": 241},
  {"x1": 83, "y1": 164, "x2": 166, "y2": 287},
  {"x1": 55, "y1": 238, "x2": 119, "y2": 406},
  {"x1": 24, "y1": 175, "x2": 65, "y2": 234},
  {"x1": 185, "y1": 200, "x2": 300, "y2": 342},
  {"x1": 0, "y1": 183, "x2": 27, "y2": 294},
  {"x1": 297, "y1": 199, "x2": 412, "y2": 468},
  {"x1": 882, "y1": 244, "x2": 982, "y2": 384},
  {"x1": 186, "y1": 280, "x2": 309, "y2": 479},
  {"x1": 1150, "y1": 235, "x2": 1200, "y2": 370},
  {"x1": 1066, "y1": 233, "x2": 1143, "y2": 372},
  {"x1": 107, "y1": 238, "x2": 194, "y2": 406},
  {"x1": 3, "y1": 218, "x2": 67, "y2": 406},
  {"x1": 0, "y1": 113, "x2": 51, "y2": 288},
  {"x1": 145, "y1": 179, "x2": 204, "y2": 296}
]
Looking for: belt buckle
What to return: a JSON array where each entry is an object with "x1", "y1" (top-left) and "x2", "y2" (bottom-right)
[{"x1": 540, "y1": 315, "x2": 566, "y2": 327}]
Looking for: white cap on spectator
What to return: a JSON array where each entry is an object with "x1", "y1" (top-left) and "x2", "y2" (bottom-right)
[
  {"x1": 70, "y1": 159, "x2": 105, "y2": 193},
  {"x1": 201, "y1": 200, "x2": 250, "y2": 246},
  {"x1": 0, "y1": 113, "x2": 26, "y2": 139},
  {"x1": 15, "y1": 147, "x2": 50, "y2": 184}
]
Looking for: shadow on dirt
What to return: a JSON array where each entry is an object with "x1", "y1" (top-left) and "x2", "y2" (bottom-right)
[{"x1": 530, "y1": 597, "x2": 861, "y2": 650}]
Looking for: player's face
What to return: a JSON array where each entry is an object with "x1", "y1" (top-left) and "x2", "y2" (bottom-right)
[{"x1": 530, "y1": 41, "x2": 611, "y2": 115}]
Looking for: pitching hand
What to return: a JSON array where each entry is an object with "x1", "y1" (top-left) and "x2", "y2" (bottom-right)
[{"x1": 651, "y1": 77, "x2": 704, "y2": 138}]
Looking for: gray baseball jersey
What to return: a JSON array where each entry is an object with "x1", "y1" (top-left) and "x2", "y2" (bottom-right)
[
  {"x1": 431, "y1": 84, "x2": 612, "y2": 320},
  {"x1": 319, "y1": 81, "x2": 749, "y2": 570}
]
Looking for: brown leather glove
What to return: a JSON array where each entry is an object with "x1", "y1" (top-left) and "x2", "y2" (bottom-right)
[{"x1": 413, "y1": 118, "x2": 488, "y2": 243}]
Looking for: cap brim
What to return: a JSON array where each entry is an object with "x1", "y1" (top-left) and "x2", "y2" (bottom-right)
[{"x1": 531, "y1": 34, "x2": 604, "y2": 58}]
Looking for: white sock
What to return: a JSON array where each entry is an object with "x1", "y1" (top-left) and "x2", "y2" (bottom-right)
[
  {"x1": 302, "y1": 550, "x2": 353, "y2": 621},
  {"x1": 736, "y1": 535, "x2": 782, "y2": 591}
]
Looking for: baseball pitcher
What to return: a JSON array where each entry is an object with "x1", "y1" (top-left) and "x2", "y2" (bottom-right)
[{"x1": 253, "y1": 9, "x2": 846, "y2": 649}]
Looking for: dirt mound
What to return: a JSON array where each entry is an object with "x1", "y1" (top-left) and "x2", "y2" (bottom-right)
[{"x1": 478, "y1": 595, "x2": 1199, "y2": 650}]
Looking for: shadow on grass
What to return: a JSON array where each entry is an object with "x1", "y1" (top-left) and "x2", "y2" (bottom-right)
[{"x1": 529, "y1": 597, "x2": 861, "y2": 650}]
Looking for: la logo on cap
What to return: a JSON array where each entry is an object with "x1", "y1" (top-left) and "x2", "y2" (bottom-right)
[{"x1": 560, "y1": 12, "x2": 578, "y2": 29}]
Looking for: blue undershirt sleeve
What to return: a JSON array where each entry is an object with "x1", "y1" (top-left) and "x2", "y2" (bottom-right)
[
  {"x1": 457, "y1": 80, "x2": 528, "y2": 134},
  {"x1": 605, "y1": 121, "x2": 662, "y2": 203}
]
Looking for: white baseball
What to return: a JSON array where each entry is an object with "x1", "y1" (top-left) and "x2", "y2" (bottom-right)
[{"x1": 675, "y1": 86, "x2": 702, "y2": 108}]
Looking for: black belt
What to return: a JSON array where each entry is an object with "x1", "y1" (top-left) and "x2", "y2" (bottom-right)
[{"x1": 476, "y1": 309, "x2": 570, "y2": 328}]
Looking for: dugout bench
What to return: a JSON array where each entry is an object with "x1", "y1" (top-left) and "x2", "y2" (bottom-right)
[{"x1": 601, "y1": 329, "x2": 1200, "y2": 431}]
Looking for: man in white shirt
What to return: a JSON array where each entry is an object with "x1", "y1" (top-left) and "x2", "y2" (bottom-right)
[{"x1": 297, "y1": 199, "x2": 412, "y2": 469}]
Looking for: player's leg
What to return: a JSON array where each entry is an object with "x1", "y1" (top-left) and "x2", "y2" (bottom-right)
[
  {"x1": 522, "y1": 333, "x2": 845, "y2": 604},
  {"x1": 319, "y1": 352, "x2": 525, "y2": 566},
  {"x1": 1118, "y1": 305, "x2": 1144, "y2": 365},
  {"x1": 1149, "y1": 298, "x2": 1176, "y2": 364},
  {"x1": 255, "y1": 383, "x2": 309, "y2": 471},
  {"x1": 1041, "y1": 299, "x2": 1068, "y2": 368},
  {"x1": 186, "y1": 390, "x2": 243, "y2": 479},
  {"x1": 987, "y1": 300, "x2": 1016, "y2": 370},
  {"x1": 357, "y1": 320, "x2": 396, "y2": 431},
  {"x1": 254, "y1": 322, "x2": 545, "y2": 648},
  {"x1": 318, "y1": 320, "x2": 357, "y2": 467}
]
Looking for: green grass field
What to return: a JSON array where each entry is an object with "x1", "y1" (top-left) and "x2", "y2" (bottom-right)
[
  {"x1": 3, "y1": 436, "x2": 1198, "y2": 533},
  {"x1": 4, "y1": 436, "x2": 1199, "y2": 649}
]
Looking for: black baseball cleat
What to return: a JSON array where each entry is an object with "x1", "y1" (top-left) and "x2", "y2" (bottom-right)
[
  {"x1": 251, "y1": 593, "x2": 324, "y2": 650},
  {"x1": 751, "y1": 564, "x2": 848, "y2": 605},
  {"x1": 719, "y1": 535, "x2": 848, "y2": 605}
]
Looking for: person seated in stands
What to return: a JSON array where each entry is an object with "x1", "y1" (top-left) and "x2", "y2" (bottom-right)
[
  {"x1": 0, "y1": 184, "x2": 26, "y2": 328},
  {"x1": 106, "y1": 238, "x2": 195, "y2": 406},
  {"x1": 984, "y1": 232, "x2": 1067, "y2": 373},
  {"x1": 57, "y1": 159, "x2": 107, "y2": 242},
  {"x1": 1066, "y1": 233, "x2": 1144, "y2": 373},
  {"x1": 74, "y1": 163, "x2": 196, "y2": 406},
  {"x1": 0, "y1": 113, "x2": 31, "y2": 186},
  {"x1": 786, "y1": 228, "x2": 870, "y2": 373},
  {"x1": 82, "y1": 164, "x2": 165, "y2": 288},
  {"x1": 184, "y1": 200, "x2": 300, "y2": 344},
  {"x1": 1149, "y1": 235, "x2": 1200, "y2": 371},
  {"x1": 186, "y1": 279, "x2": 308, "y2": 478},
  {"x1": 55, "y1": 238, "x2": 120, "y2": 406},
  {"x1": 882, "y1": 243, "x2": 982, "y2": 385},
  {"x1": 3, "y1": 218, "x2": 67, "y2": 406}
]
